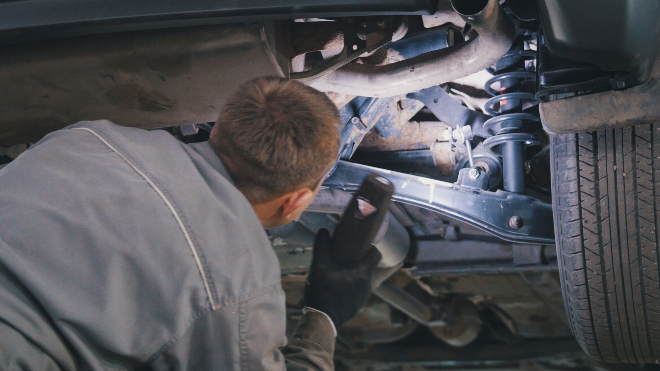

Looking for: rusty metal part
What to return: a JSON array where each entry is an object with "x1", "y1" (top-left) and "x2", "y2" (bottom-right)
[
  {"x1": 422, "y1": 0, "x2": 467, "y2": 29},
  {"x1": 339, "y1": 296, "x2": 420, "y2": 345},
  {"x1": 357, "y1": 47, "x2": 391, "y2": 66},
  {"x1": 373, "y1": 274, "x2": 481, "y2": 347},
  {"x1": 359, "y1": 120, "x2": 453, "y2": 177},
  {"x1": 291, "y1": 17, "x2": 408, "y2": 68},
  {"x1": 380, "y1": 49, "x2": 407, "y2": 65},
  {"x1": 289, "y1": 21, "x2": 344, "y2": 56},
  {"x1": 307, "y1": 0, "x2": 515, "y2": 97},
  {"x1": 357, "y1": 17, "x2": 410, "y2": 65},
  {"x1": 373, "y1": 282, "x2": 434, "y2": 325},
  {"x1": 432, "y1": 142, "x2": 454, "y2": 177},
  {"x1": 0, "y1": 24, "x2": 283, "y2": 146},
  {"x1": 540, "y1": 57, "x2": 660, "y2": 135},
  {"x1": 290, "y1": 17, "x2": 393, "y2": 83},
  {"x1": 360, "y1": 24, "x2": 459, "y2": 67},
  {"x1": 337, "y1": 96, "x2": 424, "y2": 160},
  {"x1": 373, "y1": 284, "x2": 482, "y2": 347},
  {"x1": 428, "y1": 297, "x2": 482, "y2": 347},
  {"x1": 360, "y1": 121, "x2": 450, "y2": 152}
]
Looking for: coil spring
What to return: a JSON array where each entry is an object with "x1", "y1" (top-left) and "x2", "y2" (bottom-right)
[{"x1": 482, "y1": 46, "x2": 541, "y2": 194}]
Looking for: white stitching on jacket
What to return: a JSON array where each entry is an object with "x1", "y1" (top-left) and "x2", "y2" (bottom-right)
[{"x1": 72, "y1": 127, "x2": 219, "y2": 310}]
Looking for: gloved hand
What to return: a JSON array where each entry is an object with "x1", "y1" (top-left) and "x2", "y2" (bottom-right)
[{"x1": 301, "y1": 228, "x2": 382, "y2": 329}]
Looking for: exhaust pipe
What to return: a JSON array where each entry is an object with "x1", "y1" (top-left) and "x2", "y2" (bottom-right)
[{"x1": 306, "y1": 0, "x2": 515, "y2": 97}]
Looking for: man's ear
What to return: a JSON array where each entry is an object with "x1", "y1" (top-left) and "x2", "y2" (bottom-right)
[{"x1": 281, "y1": 188, "x2": 316, "y2": 219}]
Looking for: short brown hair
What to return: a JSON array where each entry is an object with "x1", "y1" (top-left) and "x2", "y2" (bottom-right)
[{"x1": 209, "y1": 76, "x2": 341, "y2": 204}]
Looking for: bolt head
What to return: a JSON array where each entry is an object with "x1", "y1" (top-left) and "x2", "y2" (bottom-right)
[
  {"x1": 509, "y1": 216, "x2": 523, "y2": 229},
  {"x1": 468, "y1": 168, "x2": 480, "y2": 180},
  {"x1": 351, "y1": 117, "x2": 361, "y2": 125},
  {"x1": 616, "y1": 81, "x2": 626, "y2": 89}
]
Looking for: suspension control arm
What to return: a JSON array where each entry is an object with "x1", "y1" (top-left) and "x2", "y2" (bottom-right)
[{"x1": 324, "y1": 161, "x2": 555, "y2": 244}]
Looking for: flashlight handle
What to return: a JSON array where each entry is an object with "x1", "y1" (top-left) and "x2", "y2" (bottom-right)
[{"x1": 329, "y1": 173, "x2": 394, "y2": 265}]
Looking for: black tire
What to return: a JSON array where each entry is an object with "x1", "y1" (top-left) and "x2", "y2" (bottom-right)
[{"x1": 551, "y1": 124, "x2": 660, "y2": 364}]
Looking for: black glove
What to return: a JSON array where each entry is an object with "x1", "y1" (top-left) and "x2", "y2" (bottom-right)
[{"x1": 301, "y1": 228, "x2": 382, "y2": 329}]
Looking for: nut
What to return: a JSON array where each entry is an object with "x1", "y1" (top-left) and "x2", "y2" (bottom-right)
[{"x1": 468, "y1": 168, "x2": 480, "y2": 180}]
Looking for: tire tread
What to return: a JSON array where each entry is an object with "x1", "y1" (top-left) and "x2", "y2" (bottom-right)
[{"x1": 551, "y1": 124, "x2": 660, "y2": 363}]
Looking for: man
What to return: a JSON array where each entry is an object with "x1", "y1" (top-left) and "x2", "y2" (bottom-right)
[{"x1": 0, "y1": 77, "x2": 381, "y2": 370}]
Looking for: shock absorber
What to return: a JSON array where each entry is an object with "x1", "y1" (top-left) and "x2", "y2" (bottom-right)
[{"x1": 482, "y1": 31, "x2": 541, "y2": 194}]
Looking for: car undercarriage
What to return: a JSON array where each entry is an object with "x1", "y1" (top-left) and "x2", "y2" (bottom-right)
[{"x1": 2, "y1": 0, "x2": 660, "y2": 368}]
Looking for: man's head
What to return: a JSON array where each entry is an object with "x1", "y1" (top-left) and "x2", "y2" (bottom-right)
[{"x1": 209, "y1": 76, "x2": 341, "y2": 228}]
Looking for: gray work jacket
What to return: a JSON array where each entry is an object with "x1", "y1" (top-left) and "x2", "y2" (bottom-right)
[{"x1": 0, "y1": 120, "x2": 335, "y2": 370}]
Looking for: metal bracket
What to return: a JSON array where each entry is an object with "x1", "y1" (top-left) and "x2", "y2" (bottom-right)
[
  {"x1": 455, "y1": 166, "x2": 489, "y2": 190},
  {"x1": 324, "y1": 161, "x2": 555, "y2": 244},
  {"x1": 407, "y1": 85, "x2": 490, "y2": 138},
  {"x1": 290, "y1": 17, "x2": 392, "y2": 83}
]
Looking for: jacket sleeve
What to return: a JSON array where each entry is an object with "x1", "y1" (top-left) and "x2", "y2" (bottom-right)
[
  {"x1": 281, "y1": 311, "x2": 336, "y2": 371},
  {"x1": 147, "y1": 286, "x2": 335, "y2": 371},
  {"x1": 0, "y1": 321, "x2": 65, "y2": 371}
]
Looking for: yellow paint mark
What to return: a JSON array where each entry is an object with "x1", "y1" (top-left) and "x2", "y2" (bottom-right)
[{"x1": 418, "y1": 178, "x2": 435, "y2": 204}]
